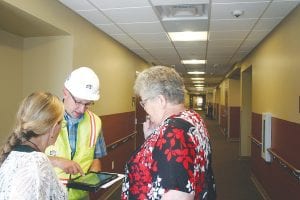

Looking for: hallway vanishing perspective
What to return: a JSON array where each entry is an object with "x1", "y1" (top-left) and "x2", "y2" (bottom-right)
[{"x1": 203, "y1": 115, "x2": 263, "y2": 200}]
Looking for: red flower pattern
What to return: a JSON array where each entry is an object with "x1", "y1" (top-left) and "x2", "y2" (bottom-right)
[{"x1": 121, "y1": 110, "x2": 214, "y2": 200}]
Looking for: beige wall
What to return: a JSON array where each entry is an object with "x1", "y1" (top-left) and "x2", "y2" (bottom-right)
[
  {"x1": 23, "y1": 36, "x2": 73, "y2": 97},
  {"x1": 240, "y1": 6, "x2": 300, "y2": 123},
  {"x1": 213, "y1": 87, "x2": 220, "y2": 105},
  {"x1": 3, "y1": 0, "x2": 148, "y2": 116},
  {"x1": 219, "y1": 79, "x2": 228, "y2": 106},
  {"x1": 228, "y1": 79, "x2": 240, "y2": 107},
  {"x1": 184, "y1": 91, "x2": 190, "y2": 108},
  {"x1": 0, "y1": 0, "x2": 149, "y2": 144},
  {"x1": 0, "y1": 30, "x2": 23, "y2": 144},
  {"x1": 206, "y1": 92, "x2": 213, "y2": 104}
]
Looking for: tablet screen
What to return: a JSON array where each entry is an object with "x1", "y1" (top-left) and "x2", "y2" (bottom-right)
[
  {"x1": 67, "y1": 172, "x2": 118, "y2": 191},
  {"x1": 72, "y1": 172, "x2": 114, "y2": 185}
]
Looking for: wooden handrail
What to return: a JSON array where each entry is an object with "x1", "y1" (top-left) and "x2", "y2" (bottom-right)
[
  {"x1": 107, "y1": 132, "x2": 136, "y2": 151},
  {"x1": 268, "y1": 148, "x2": 300, "y2": 181},
  {"x1": 249, "y1": 135, "x2": 261, "y2": 146}
]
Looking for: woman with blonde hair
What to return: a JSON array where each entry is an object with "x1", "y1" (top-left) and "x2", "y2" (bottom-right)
[{"x1": 0, "y1": 92, "x2": 67, "y2": 200}]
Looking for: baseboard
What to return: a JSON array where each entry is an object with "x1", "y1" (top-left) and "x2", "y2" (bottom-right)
[{"x1": 250, "y1": 173, "x2": 271, "y2": 200}]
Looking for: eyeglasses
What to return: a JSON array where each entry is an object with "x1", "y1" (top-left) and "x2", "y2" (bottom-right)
[
  {"x1": 139, "y1": 98, "x2": 151, "y2": 108},
  {"x1": 68, "y1": 91, "x2": 94, "y2": 108}
]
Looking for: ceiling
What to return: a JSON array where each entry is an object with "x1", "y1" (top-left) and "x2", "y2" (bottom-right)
[{"x1": 58, "y1": 0, "x2": 299, "y2": 93}]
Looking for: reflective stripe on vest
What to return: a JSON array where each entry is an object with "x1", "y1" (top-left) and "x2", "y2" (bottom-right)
[{"x1": 87, "y1": 110, "x2": 96, "y2": 147}]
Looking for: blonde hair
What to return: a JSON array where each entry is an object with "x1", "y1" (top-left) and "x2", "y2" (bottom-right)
[{"x1": 0, "y1": 92, "x2": 64, "y2": 166}]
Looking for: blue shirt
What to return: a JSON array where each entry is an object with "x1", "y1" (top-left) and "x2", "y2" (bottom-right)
[{"x1": 64, "y1": 112, "x2": 107, "y2": 160}]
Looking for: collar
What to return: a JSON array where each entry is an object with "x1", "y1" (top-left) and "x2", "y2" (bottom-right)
[{"x1": 13, "y1": 145, "x2": 37, "y2": 152}]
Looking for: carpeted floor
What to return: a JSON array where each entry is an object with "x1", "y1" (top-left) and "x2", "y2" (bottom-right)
[{"x1": 203, "y1": 115, "x2": 263, "y2": 200}]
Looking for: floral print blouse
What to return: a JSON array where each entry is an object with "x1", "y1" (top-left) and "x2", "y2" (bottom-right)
[{"x1": 121, "y1": 110, "x2": 215, "y2": 200}]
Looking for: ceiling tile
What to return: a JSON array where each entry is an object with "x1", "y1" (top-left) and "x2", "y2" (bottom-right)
[
  {"x1": 263, "y1": 1, "x2": 299, "y2": 18},
  {"x1": 58, "y1": 0, "x2": 94, "y2": 10},
  {"x1": 96, "y1": 24, "x2": 124, "y2": 35},
  {"x1": 208, "y1": 40, "x2": 241, "y2": 47},
  {"x1": 148, "y1": 48, "x2": 178, "y2": 55},
  {"x1": 162, "y1": 20, "x2": 208, "y2": 32},
  {"x1": 177, "y1": 47, "x2": 206, "y2": 58},
  {"x1": 139, "y1": 41, "x2": 173, "y2": 48},
  {"x1": 89, "y1": 0, "x2": 150, "y2": 9},
  {"x1": 211, "y1": 1, "x2": 269, "y2": 19},
  {"x1": 253, "y1": 17, "x2": 283, "y2": 30},
  {"x1": 247, "y1": 30, "x2": 270, "y2": 40},
  {"x1": 173, "y1": 41, "x2": 206, "y2": 48},
  {"x1": 102, "y1": 7, "x2": 158, "y2": 23},
  {"x1": 210, "y1": 19, "x2": 257, "y2": 31},
  {"x1": 150, "y1": 0, "x2": 209, "y2": 6},
  {"x1": 213, "y1": 0, "x2": 270, "y2": 2},
  {"x1": 209, "y1": 45, "x2": 238, "y2": 53},
  {"x1": 77, "y1": 10, "x2": 111, "y2": 24},
  {"x1": 118, "y1": 22, "x2": 164, "y2": 34},
  {"x1": 131, "y1": 33, "x2": 170, "y2": 43},
  {"x1": 209, "y1": 30, "x2": 248, "y2": 40}
]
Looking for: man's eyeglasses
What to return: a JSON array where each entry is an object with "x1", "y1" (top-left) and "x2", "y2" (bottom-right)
[{"x1": 68, "y1": 91, "x2": 94, "y2": 108}]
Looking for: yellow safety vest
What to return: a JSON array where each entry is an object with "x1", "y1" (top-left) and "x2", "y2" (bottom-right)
[{"x1": 46, "y1": 110, "x2": 101, "y2": 200}]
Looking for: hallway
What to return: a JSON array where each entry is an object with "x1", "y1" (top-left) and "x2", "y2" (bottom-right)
[{"x1": 203, "y1": 116, "x2": 263, "y2": 200}]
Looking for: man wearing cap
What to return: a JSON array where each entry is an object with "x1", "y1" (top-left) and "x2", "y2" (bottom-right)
[{"x1": 46, "y1": 67, "x2": 107, "y2": 200}]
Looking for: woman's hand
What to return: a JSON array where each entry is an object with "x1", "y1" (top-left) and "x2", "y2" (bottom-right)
[
  {"x1": 143, "y1": 116, "x2": 158, "y2": 139},
  {"x1": 162, "y1": 190, "x2": 194, "y2": 200}
]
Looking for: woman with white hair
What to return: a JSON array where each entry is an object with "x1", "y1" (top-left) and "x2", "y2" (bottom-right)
[{"x1": 122, "y1": 66, "x2": 216, "y2": 200}]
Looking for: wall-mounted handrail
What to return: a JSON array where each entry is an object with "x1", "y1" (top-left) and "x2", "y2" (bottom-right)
[
  {"x1": 249, "y1": 135, "x2": 261, "y2": 147},
  {"x1": 268, "y1": 148, "x2": 300, "y2": 182},
  {"x1": 107, "y1": 131, "x2": 136, "y2": 151}
]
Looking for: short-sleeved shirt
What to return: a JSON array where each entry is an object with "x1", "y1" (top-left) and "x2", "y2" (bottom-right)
[{"x1": 121, "y1": 110, "x2": 216, "y2": 200}]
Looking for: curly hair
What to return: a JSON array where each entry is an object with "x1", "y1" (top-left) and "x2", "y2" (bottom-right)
[{"x1": 134, "y1": 66, "x2": 185, "y2": 104}]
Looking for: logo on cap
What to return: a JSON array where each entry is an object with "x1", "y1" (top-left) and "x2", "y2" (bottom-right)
[{"x1": 86, "y1": 84, "x2": 92, "y2": 89}]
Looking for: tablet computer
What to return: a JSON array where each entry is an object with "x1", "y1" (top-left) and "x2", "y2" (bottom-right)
[{"x1": 67, "y1": 172, "x2": 118, "y2": 192}]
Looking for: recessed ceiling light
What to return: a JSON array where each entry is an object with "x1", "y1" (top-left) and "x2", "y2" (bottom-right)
[
  {"x1": 168, "y1": 31, "x2": 207, "y2": 41},
  {"x1": 181, "y1": 59, "x2": 206, "y2": 64},
  {"x1": 188, "y1": 71, "x2": 205, "y2": 75},
  {"x1": 191, "y1": 78, "x2": 205, "y2": 80},
  {"x1": 192, "y1": 80, "x2": 205, "y2": 83}
]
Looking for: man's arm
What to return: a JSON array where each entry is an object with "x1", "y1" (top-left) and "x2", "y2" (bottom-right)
[
  {"x1": 91, "y1": 130, "x2": 107, "y2": 172},
  {"x1": 89, "y1": 158, "x2": 102, "y2": 172}
]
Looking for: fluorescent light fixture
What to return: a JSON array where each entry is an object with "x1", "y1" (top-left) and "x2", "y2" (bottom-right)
[
  {"x1": 194, "y1": 84, "x2": 204, "y2": 87},
  {"x1": 181, "y1": 59, "x2": 206, "y2": 64},
  {"x1": 188, "y1": 71, "x2": 205, "y2": 75},
  {"x1": 168, "y1": 31, "x2": 207, "y2": 41},
  {"x1": 192, "y1": 81, "x2": 205, "y2": 83},
  {"x1": 191, "y1": 78, "x2": 205, "y2": 80}
]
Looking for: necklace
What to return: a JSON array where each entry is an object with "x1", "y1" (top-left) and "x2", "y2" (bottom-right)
[{"x1": 26, "y1": 140, "x2": 42, "y2": 152}]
